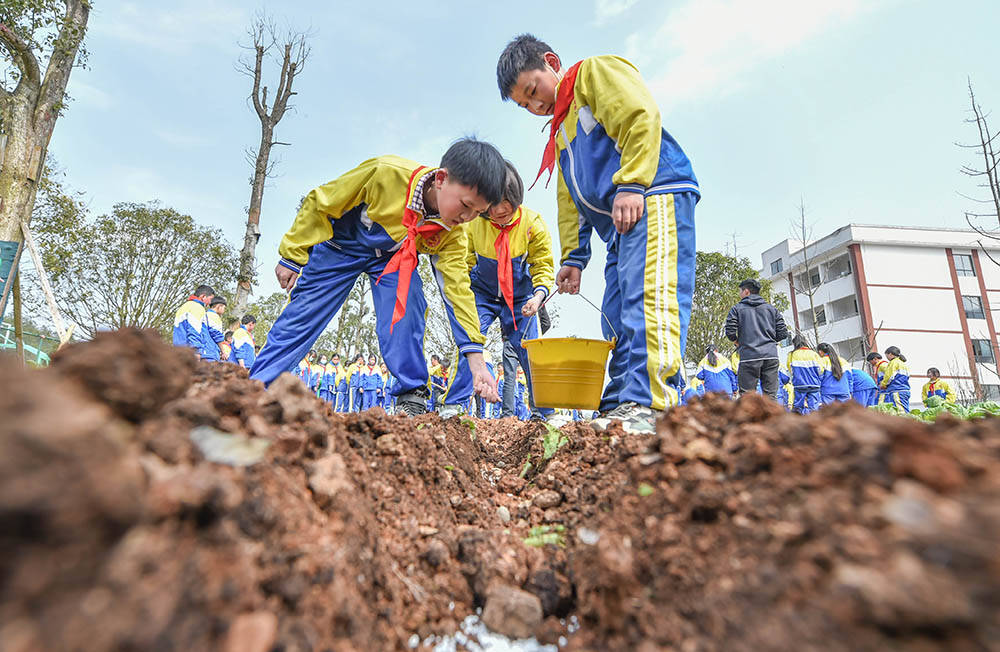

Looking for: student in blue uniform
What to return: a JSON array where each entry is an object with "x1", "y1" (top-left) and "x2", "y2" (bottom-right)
[
  {"x1": 816, "y1": 343, "x2": 851, "y2": 404},
  {"x1": 921, "y1": 368, "x2": 956, "y2": 406},
  {"x1": 498, "y1": 34, "x2": 698, "y2": 435},
  {"x1": 202, "y1": 296, "x2": 227, "y2": 361},
  {"x1": 787, "y1": 336, "x2": 822, "y2": 414},
  {"x1": 349, "y1": 354, "x2": 365, "y2": 412},
  {"x1": 361, "y1": 355, "x2": 383, "y2": 410},
  {"x1": 172, "y1": 285, "x2": 215, "y2": 355},
  {"x1": 231, "y1": 315, "x2": 257, "y2": 369},
  {"x1": 878, "y1": 346, "x2": 911, "y2": 411},
  {"x1": 681, "y1": 376, "x2": 705, "y2": 405},
  {"x1": 695, "y1": 346, "x2": 738, "y2": 396},
  {"x1": 850, "y1": 365, "x2": 879, "y2": 406},
  {"x1": 866, "y1": 352, "x2": 888, "y2": 405}
]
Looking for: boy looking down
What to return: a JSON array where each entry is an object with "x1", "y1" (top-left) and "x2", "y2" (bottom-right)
[
  {"x1": 249, "y1": 138, "x2": 504, "y2": 413},
  {"x1": 497, "y1": 34, "x2": 699, "y2": 434}
]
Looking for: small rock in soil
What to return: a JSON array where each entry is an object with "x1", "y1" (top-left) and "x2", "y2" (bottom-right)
[
  {"x1": 533, "y1": 489, "x2": 562, "y2": 509},
  {"x1": 481, "y1": 584, "x2": 543, "y2": 640}
]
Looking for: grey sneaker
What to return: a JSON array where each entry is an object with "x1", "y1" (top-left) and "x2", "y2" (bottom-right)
[
  {"x1": 590, "y1": 402, "x2": 657, "y2": 435},
  {"x1": 544, "y1": 412, "x2": 574, "y2": 429},
  {"x1": 396, "y1": 387, "x2": 429, "y2": 417},
  {"x1": 438, "y1": 403, "x2": 464, "y2": 419}
]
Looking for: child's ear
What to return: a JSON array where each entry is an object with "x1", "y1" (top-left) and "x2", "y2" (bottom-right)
[
  {"x1": 434, "y1": 168, "x2": 448, "y2": 187},
  {"x1": 543, "y1": 51, "x2": 561, "y2": 73}
]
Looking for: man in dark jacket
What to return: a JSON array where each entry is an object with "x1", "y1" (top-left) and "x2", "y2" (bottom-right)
[{"x1": 725, "y1": 279, "x2": 788, "y2": 399}]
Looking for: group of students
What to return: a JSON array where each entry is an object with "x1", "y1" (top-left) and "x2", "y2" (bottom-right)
[
  {"x1": 293, "y1": 350, "x2": 397, "y2": 412},
  {"x1": 172, "y1": 285, "x2": 258, "y2": 368},
  {"x1": 686, "y1": 336, "x2": 932, "y2": 415}
]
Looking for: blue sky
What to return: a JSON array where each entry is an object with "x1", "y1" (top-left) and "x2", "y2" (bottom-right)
[{"x1": 51, "y1": 0, "x2": 999, "y2": 339}]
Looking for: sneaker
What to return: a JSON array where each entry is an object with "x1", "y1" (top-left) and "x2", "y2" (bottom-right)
[
  {"x1": 544, "y1": 412, "x2": 573, "y2": 429},
  {"x1": 439, "y1": 403, "x2": 464, "y2": 419},
  {"x1": 396, "y1": 387, "x2": 430, "y2": 417},
  {"x1": 590, "y1": 402, "x2": 657, "y2": 435}
]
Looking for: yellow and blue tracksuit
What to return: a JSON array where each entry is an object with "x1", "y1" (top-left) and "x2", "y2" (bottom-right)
[
  {"x1": 319, "y1": 363, "x2": 340, "y2": 403},
  {"x1": 308, "y1": 362, "x2": 325, "y2": 395},
  {"x1": 349, "y1": 363, "x2": 365, "y2": 412},
  {"x1": 787, "y1": 347, "x2": 822, "y2": 414},
  {"x1": 879, "y1": 358, "x2": 911, "y2": 411},
  {"x1": 872, "y1": 359, "x2": 888, "y2": 404},
  {"x1": 777, "y1": 369, "x2": 793, "y2": 411},
  {"x1": 554, "y1": 55, "x2": 698, "y2": 412},
  {"x1": 446, "y1": 208, "x2": 554, "y2": 414},
  {"x1": 249, "y1": 156, "x2": 485, "y2": 392},
  {"x1": 819, "y1": 355, "x2": 852, "y2": 404},
  {"x1": 428, "y1": 363, "x2": 445, "y2": 408},
  {"x1": 921, "y1": 379, "x2": 956, "y2": 405},
  {"x1": 681, "y1": 377, "x2": 705, "y2": 405},
  {"x1": 231, "y1": 325, "x2": 255, "y2": 368},
  {"x1": 694, "y1": 355, "x2": 738, "y2": 395},
  {"x1": 172, "y1": 297, "x2": 208, "y2": 353},
  {"x1": 850, "y1": 368, "x2": 879, "y2": 406},
  {"x1": 360, "y1": 365, "x2": 383, "y2": 410},
  {"x1": 334, "y1": 365, "x2": 350, "y2": 412},
  {"x1": 201, "y1": 310, "x2": 225, "y2": 361}
]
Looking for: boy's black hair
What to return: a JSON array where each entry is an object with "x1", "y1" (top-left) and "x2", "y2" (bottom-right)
[
  {"x1": 241, "y1": 314, "x2": 256, "y2": 325},
  {"x1": 440, "y1": 137, "x2": 506, "y2": 206},
  {"x1": 209, "y1": 296, "x2": 227, "y2": 307},
  {"x1": 497, "y1": 33, "x2": 555, "y2": 100},
  {"x1": 865, "y1": 352, "x2": 883, "y2": 362},
  {"x1": 224, "y1": 331, "x2": 234, "y2": 341},
  {"x1": 738, "y1": 279, "x2": 761, "y2": 294},
  {"x1": 501, "y1": 159, "x2": 524, "y2": 209},
  {"x1": 927, "y1": 367, "x2": 940, "y2": 377},
  {"x1": 194, "y1": 284, "x2": 216, "y2": 297}
]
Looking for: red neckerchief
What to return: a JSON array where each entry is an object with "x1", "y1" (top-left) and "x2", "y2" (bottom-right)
[
  {"x1": 928, "y1": 380, "x2": 937, "y2": 396},
  {"x1": 188, "y1": 295, "x2": 203, "y2": 305},
  {"x1": 530, "y1": 61, "x2": 583, "y2": 190},
  {"x1": 492, "y1": 211, "x2": 523, "y2": 330},
  {"x1": 377, "y1": 166, "x2": 445, "y2": 332}
]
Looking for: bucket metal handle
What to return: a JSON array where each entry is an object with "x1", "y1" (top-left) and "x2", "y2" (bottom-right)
[{"x1": 531, "y1": 292, "x2": 618, "y2": 342}]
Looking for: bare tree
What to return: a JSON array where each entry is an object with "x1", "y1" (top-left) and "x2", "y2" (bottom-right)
[
  {"x1": 0, "y1": 0, "x2": 90, "y2": 317},
  {"x1": 233, "y1": 13, "x2": 310, "y2": 319},
  {"x1": 791, "y1": 199, "x2": 822, "y2": 345}
]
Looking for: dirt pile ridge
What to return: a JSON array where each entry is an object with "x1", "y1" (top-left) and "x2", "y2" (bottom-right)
[{"x1": 1, "y1": 329, "x2": 998, "y2": 651}]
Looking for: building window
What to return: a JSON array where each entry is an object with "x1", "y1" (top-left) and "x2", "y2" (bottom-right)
[
  {"x1": 963, "y1": 295, "x2": 985, "y2": 319},
  {"x1": 954, "y1": 254, "x2": 976, "y2": 277},
  {"x1": 972, "y1": 339, "x2": 995, "y2": 363},
  {"x1": 770, "y1": 259, "x2": 783, "y2": 275},
  {"x1": 983, "y1": 385, "x2": 1000, "y2": 400},
  {"x1": 815, "y1": 307, "x2": 827, "y2": 326}
]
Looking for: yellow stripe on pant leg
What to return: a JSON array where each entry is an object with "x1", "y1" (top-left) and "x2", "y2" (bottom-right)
[{"x1": 643, "y1": 194, "x2": 681, "y2": 410}]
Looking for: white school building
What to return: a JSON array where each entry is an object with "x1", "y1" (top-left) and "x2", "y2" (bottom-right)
[{"x1": 761, "y1": 224, "x2": 1000, "y2": 404}]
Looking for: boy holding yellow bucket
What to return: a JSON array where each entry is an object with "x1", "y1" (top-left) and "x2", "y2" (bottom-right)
[
  {"x1": 497, "y1": 34, "x2": 698, "y2": 434},
  {"x1": 441, "y1": 161, "x2": 556, "y2": 421}
]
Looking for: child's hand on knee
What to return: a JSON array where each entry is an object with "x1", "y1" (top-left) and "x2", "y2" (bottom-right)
[{"x1": 612, "y1": 192, "x2": 644, "y2": 234}]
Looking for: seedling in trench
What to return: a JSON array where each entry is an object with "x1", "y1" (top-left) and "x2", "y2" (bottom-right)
[
  {"x1": 416, "y1": 423, "x2": 429, "y2": 431},
  {"x1": 541, "y1": 423, "x2": 568, "y2": 461},
  {"x1": 460, "y1": 417, "x2": 476, "y2": 438},
  {"x1": 444, "y1": 465, "x2": 454, "y2": 472},
  {"x1": 523, "y1": 524, "x2": 566, "y2": 548},
  {"x1": 637, "y1": 482, "x2": 655, "y2": 497},
  {"x1": 519, "y1": 455, "x2": 533, "y2": 478}
]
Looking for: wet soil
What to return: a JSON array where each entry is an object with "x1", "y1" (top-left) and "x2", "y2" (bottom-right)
[{"x1": 1, "y1": 330, "x2": 998, "y2": 651}]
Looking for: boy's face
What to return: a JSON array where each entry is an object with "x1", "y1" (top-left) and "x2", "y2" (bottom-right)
[
  {"x1": 368, "y1": 356, "x2": 376, "y2": 366},
  {"x1": 508, "y1": 53, "x2": 562, "y2": 116},
  {"x1": 332, "y1": 356, "x2": 340, "y2": 365},
  {"x1": 213, "y1": 304, "x2": 226, "y2": 315},
  {"x1": 433, "y1": 170, "x2": 491, "y2": 227},
  {"x1": 489, "y1": 201, "x2": 516, "y2": 226}
]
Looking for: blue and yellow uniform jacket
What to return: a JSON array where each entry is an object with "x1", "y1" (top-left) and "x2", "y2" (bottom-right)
[
  {"x1": 361, "y1": 365, "x2": 383, "y2": 391},
  {"x1": 819, "y1": 355, "x2": 852, "y2": 398},
  {"x1": 921, "y1": 379, "x2": 956, "y2": 404},
  {"x1": 323, "y1": 363, "x2": 346, "y2": 393},
  {"x1": 349, "y1": 363, "x2": 364, "y2": 391},
  {"x1": 308, "y1": 362, "x2": 325, "y2": 391},
  {"x1": 232, "y1": 325, "x2": 255, "y2": 368},
  {"x1": 466, "y1": 207, "x2": 555, "y2": 301},
  {"x1": 428, "y1": 363, "x2": 447, "y2": 392},
  {"x1": 880, "y1": 358, "x2": 910, "y2": 393},
  {"x1": 173, "y1": 298, "x2": 208, "y2": 351},
  {"x1": 202, "y1": 310, "x2": 225, "y2": 361},
  {"x1": 694, "y1": 355, "x2": 738, "y2": 394},
  {"x1": 276, "y1": 155, "x2": 485, "y2": 355},
  {"x1": 554, "y1": 56, "x2": 699, "y2": 269},
  {"x1": 787, "y1": 347, "x2": 823, "y2": 390},
  {"x1": 851, "y1": 368, "x2": 878, "y2": 393}
]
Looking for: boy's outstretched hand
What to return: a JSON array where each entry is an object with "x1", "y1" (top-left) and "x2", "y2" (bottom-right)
[
  {"x1": 612, "y1": 192, "x2": 645, "y2": 234},
  {"x1": 467, "y1": 352, "x2": 499, "y2": 402},
  {"x1": 521, "y1": 290, "x2": 546, "y2": 317},
  {"x1": 556, "y1": 265, "x2": 581, "y2": 294},
  {"x1": 275, "y1": 263, "x2": 299, "y2": 290}
]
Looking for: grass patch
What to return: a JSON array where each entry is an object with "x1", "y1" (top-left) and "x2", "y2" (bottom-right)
[{"x1": 523, "y1": 524, "x2": 566, "y2": 548}]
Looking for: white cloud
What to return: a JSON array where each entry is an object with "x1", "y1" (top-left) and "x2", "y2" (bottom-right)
[
  {"x1": 92, "y1": 0, "x2": 247, "y2": 54},
  {"x1": 67, "y1": 78, "x2": 114, "y2": 109},
  {"x1": 624, "y1": 0, "x2": 900, "y2": 109},
  {"x1": 595, "y1": 0, "x2": 641, "y2": 24}
]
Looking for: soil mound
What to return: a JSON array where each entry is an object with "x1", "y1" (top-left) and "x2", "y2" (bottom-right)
[{"x1": 1, "y1": 333, "x2": 998, "y2": 651}]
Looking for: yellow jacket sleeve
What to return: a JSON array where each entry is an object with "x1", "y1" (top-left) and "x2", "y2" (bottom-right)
[
  {"x1": 575, "y1": 55, "x2": 661, "y2": 190},
  {"x1": 556, "y1": 166, "x2": 593, "y2": 268},
  {"x1": 525, "y1": 211, "x2": 555, "y2": 297},
  {"x1": 944, "y1": 380, "x2": 957, "y2": 402},
  {"x1": 465, "y1": 225, "x2": 478, "y2": 273},
  {"x1": 278, "y1": 157, "x2": 380, "y2": 268},
  {"x1": 423, "y1": 228, "x2": 486, "y2": 354}
]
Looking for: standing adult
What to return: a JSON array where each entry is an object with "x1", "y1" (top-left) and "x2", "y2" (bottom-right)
[{"x1": 724, "y1": 279, "x2": 787, "y2": 399}]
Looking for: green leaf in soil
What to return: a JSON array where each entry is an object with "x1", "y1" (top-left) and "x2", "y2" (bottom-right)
[{"x1": 638, "y1": 482, "x2": 655, "y2": 497}]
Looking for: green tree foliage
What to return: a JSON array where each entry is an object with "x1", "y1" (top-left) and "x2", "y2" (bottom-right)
[
  {"x1": 687, "y1": 251, "x2": 790, "y2": 363},
  {"x1": 243, "y1": 290, "x2": 287, "y2": 346},
  {"x1": 32, "y1": 196, "x2": 238, "y2": 338}
]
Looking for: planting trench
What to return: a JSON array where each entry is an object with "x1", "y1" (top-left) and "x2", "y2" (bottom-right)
[{"x1": 1, "y1": 329, "x2": 998, "y2": 651}]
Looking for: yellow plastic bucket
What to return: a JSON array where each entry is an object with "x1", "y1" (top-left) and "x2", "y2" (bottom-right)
[{"x1": 521, "y1": 336, "x2": 614, "y2": 410}]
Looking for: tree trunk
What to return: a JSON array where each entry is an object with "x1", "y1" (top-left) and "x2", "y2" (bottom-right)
[{"x1": 233, "y1": 125, "x2": 273, "y2": 317}]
